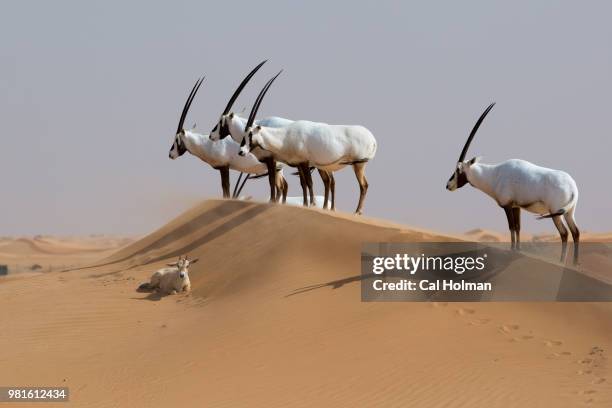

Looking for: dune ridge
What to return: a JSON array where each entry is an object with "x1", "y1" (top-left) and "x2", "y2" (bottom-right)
[{"x1": 1, "y1": 200, "x2": 611, "y2": 407}]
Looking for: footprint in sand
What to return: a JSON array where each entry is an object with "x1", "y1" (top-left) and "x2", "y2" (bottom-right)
[
  {"x1": 589, "y1": 346, "x2": 605, "y2": 357},
  {"x1": 456, "y1": 307, "x2": 475, "y2": 316},
  {"x1": 498, "y1": 324, "x2": 520, "y2": 334},
  {"x1": 469, "y1": 318, "x2": 491, "y2": 326},
  {"x1": 576, "y1": 390, "x2": 597, "y2": 405},
  {"x1": 521, "y1": 335, "x2": 534, "y2": 340},
  {"x1": 509, "y1": 335, "x2": 535, "y2": 343},
  {"x1": 547, "y1": 351, "x2": 572, "y2": 359},
  {"x1": 580, "y1": 390, "x2": 597, "y2": 395},
  {"x1": 432, "y1": 302, "x2": 448, "y2": 308},
  {"x1": 544, "y1": 340, "x2": 563, "y2": 347},
  {"x1": 572, "y1": 347, "x2": 608, "y2": 403},
  {"x1": 577, "y1": 347, "x2": 606, "y2": 370}
]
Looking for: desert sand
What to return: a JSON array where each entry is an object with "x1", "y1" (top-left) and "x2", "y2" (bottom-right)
[
  {"x1": 463, "y1": 228, "x2": 612, "y2": 243},
  {"x1": 0, "y1": 235, "x2": 134, "y2": 276},
  {"x1": 1, "y1": 199, "x2": 611, "y2": 407}
]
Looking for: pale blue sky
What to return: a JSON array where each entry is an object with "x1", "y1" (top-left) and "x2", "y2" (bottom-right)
[{"x1": 1, "y1": 0, "x2": 611, "y2": 235}]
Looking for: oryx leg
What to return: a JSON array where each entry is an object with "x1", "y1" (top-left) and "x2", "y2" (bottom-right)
[
  {"x1": 275, "y1": 172, "x2": 288, "y2": 204},
  {"x1": 512, "y1": 207, "x2": 521, "y2": 250},
  {"x1": 563, "y1": 207, "x2": 580, "y2": 265},
  {"x1": 265, "y1": 158, "x2": 277, "y2": 203},
  {"x1": 329, "y1": 172, "x2": 336, "y2": 211},
  {"x1": 273, "y1": 173, "x2": 283, "y2": 203},
  {"x1": 220, "y1": 166, "x2": 230, "y2": 199},
  {"x1": 304, "y1": 166, "x2": 315, "y2": 206},
  {"x1": 353, "y1": 162, "x2": 369, "y2": 215},
  {"x1": 297, "y1": 164, "x2": 309, "y2": 207},
  {"x1": 282, "y1": 177, "x2": 288, "y2": 203},
  {"x1": 552, "y1": 215, "x2": 569, "y2": 263},
  {"x1": 503, "y1": 206, "x2": 517, "y2": 250},
  {"x1": 317, "y1": 169, "x2": 330, "y2": 209}
]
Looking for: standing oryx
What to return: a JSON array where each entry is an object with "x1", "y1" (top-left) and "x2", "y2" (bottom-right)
[
  {"x1": 169, "y1": 76, "x2": 288, "y2": 200},
  {"x1": 446, "y1": 103, "x2": 580, "y2": 264},
  {"x1": 239, "y1": 73, "x2": 377, "y2": 214},
  {"x1": 209, "y1": 60, "x2": 293, "y2": 203},
  {"x1": 209, "y1": 65, "x2": 337, "y2": 210}
]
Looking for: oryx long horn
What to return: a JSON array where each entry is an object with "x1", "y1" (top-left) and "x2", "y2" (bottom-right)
[
  {"x1": 235, "y1": 173, "x2": 251, "y2": 197},
  {"x1": 222, "y1": 60, "x2": 267, "y2": 116},
  {"x1": 177, "y1": 77, "x2": 205, "y2": 133},
  {"x1": 458, "y1": 102, "x2": 496, "y2": 162},
  {"x1": 245, "y1": 70, "x2": 283, "y2": 130}
]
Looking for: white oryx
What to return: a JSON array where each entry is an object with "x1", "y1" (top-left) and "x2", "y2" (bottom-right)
[
  {"x1": 209, "y1": 61, "x2": 337, "y2": 209},
  {"x1": 138, "y1": 255, "x2": 197, "y2": 295},
  {"x1": 238, "y1": 72, "x2": 378, "y2": 214},
  {"x1": 214, "y1": 112, "x2": 347, "y2": 210},
  {"x1": 208, "y1": 60, "x2": 296, "y2": 203},
  {"x1": 446, "y1": 103, "x2": 580, "y2": 264},
  {"x1": 212, "y1": 111, "x2": 341, "y2": 207},
  {"x1": 168, "y1": 76, "x2": 288, "y2": 200}
]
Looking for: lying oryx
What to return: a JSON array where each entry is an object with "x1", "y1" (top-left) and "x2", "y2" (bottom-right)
[
  {"x1": 446, "y1": 103, "x2": 580, "y2": 264},
  {"x1": 138, "y1": 255, "x2": 198, "y2": 295},
  {"x1": 168, "y1": 76, "x2": 288, "y2": 200},
  {"x1": 239, "y1": 72, "x2": 378, "y2": 214}
]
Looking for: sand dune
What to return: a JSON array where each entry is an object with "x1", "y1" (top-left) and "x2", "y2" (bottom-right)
[
  {"x1": 464, "y1": 228, "x2": 612, "y2": 243},
  {"x1": 1, "y1": 200, "x2": 611, "y2": 407},
  {"x1": 0, "y1": 235, "x2": 134, "y2": 274},
  {"x1": 464, "y1": 228, "x2": 506, "y2": 242}
]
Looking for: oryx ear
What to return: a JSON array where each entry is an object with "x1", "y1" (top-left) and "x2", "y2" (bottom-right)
[
  {"x1": 255, "y1": 125, "x2": 262, "y2": 132},
  {"x1": 167, "y1": 262, "x2": 179, "y2": 267},
  {"x1": 229, "y1": 112, "x2": 234, "y2": 119},
  {"x1": 190, "y1": 258, "x2": 199, "y2": 264},
  {"x1": 468, "y1": 156, "x2": 483, "y2": 165}
]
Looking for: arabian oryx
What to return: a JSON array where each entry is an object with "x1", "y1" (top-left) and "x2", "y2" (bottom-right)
[
  {"x1": 446, "y1": 103, "x2": 580, "y2": 264},
  {"x1": 209, "y1": 61, "x2": 335, "y2": 209},
  {"x1": 138, "y1": 255, "x2": 198, "y2": 295},
  {"x1": 239, "y1": 72, "x2": 378, "y2": 214},
  {"x1": 168, "y1": 76, "x2": 288, "y2": 200},
  {"x1": 208, "y1": 60, "x2": 293, "y2": 203}
]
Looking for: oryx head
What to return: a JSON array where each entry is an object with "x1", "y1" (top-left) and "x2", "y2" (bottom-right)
[
  {"x1": 239, "y1": 71, "x2": 282, "y2": 156},
  {"x1": 169, "y1": 77, "x2": 204, "y2": 159},
  {"x1": 167, "y1": 255, "x2": 199, "y2": 279},
  {"x1": 210, "y1": 60, "x2": 267, "y2": 142},
  {"x1": 446, "y1": 102, "x2": 495, "y2": 191}
]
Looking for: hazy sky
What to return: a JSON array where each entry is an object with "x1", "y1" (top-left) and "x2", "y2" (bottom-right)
[{"x1": 1, "y1": 0, "x2": 611, "y2": 236}]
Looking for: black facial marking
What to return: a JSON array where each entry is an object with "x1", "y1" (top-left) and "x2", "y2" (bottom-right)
[
  {"x1": 219, "y1": 119, "x2": 231, "y2": 139},
  {"x1": 456, "y1": 170, "x2": 468, "y2": 188},
  {"x1": 245, "y1": 131, "x2": 258, "y2": 152},
  {"x1": 172, "y1": 135, "x2": 187, "y2": 157}
]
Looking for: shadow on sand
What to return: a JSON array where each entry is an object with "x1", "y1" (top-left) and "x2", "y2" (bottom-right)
[{"x1": 286, "y1": 244, "x2": 612, "y2": 301}]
